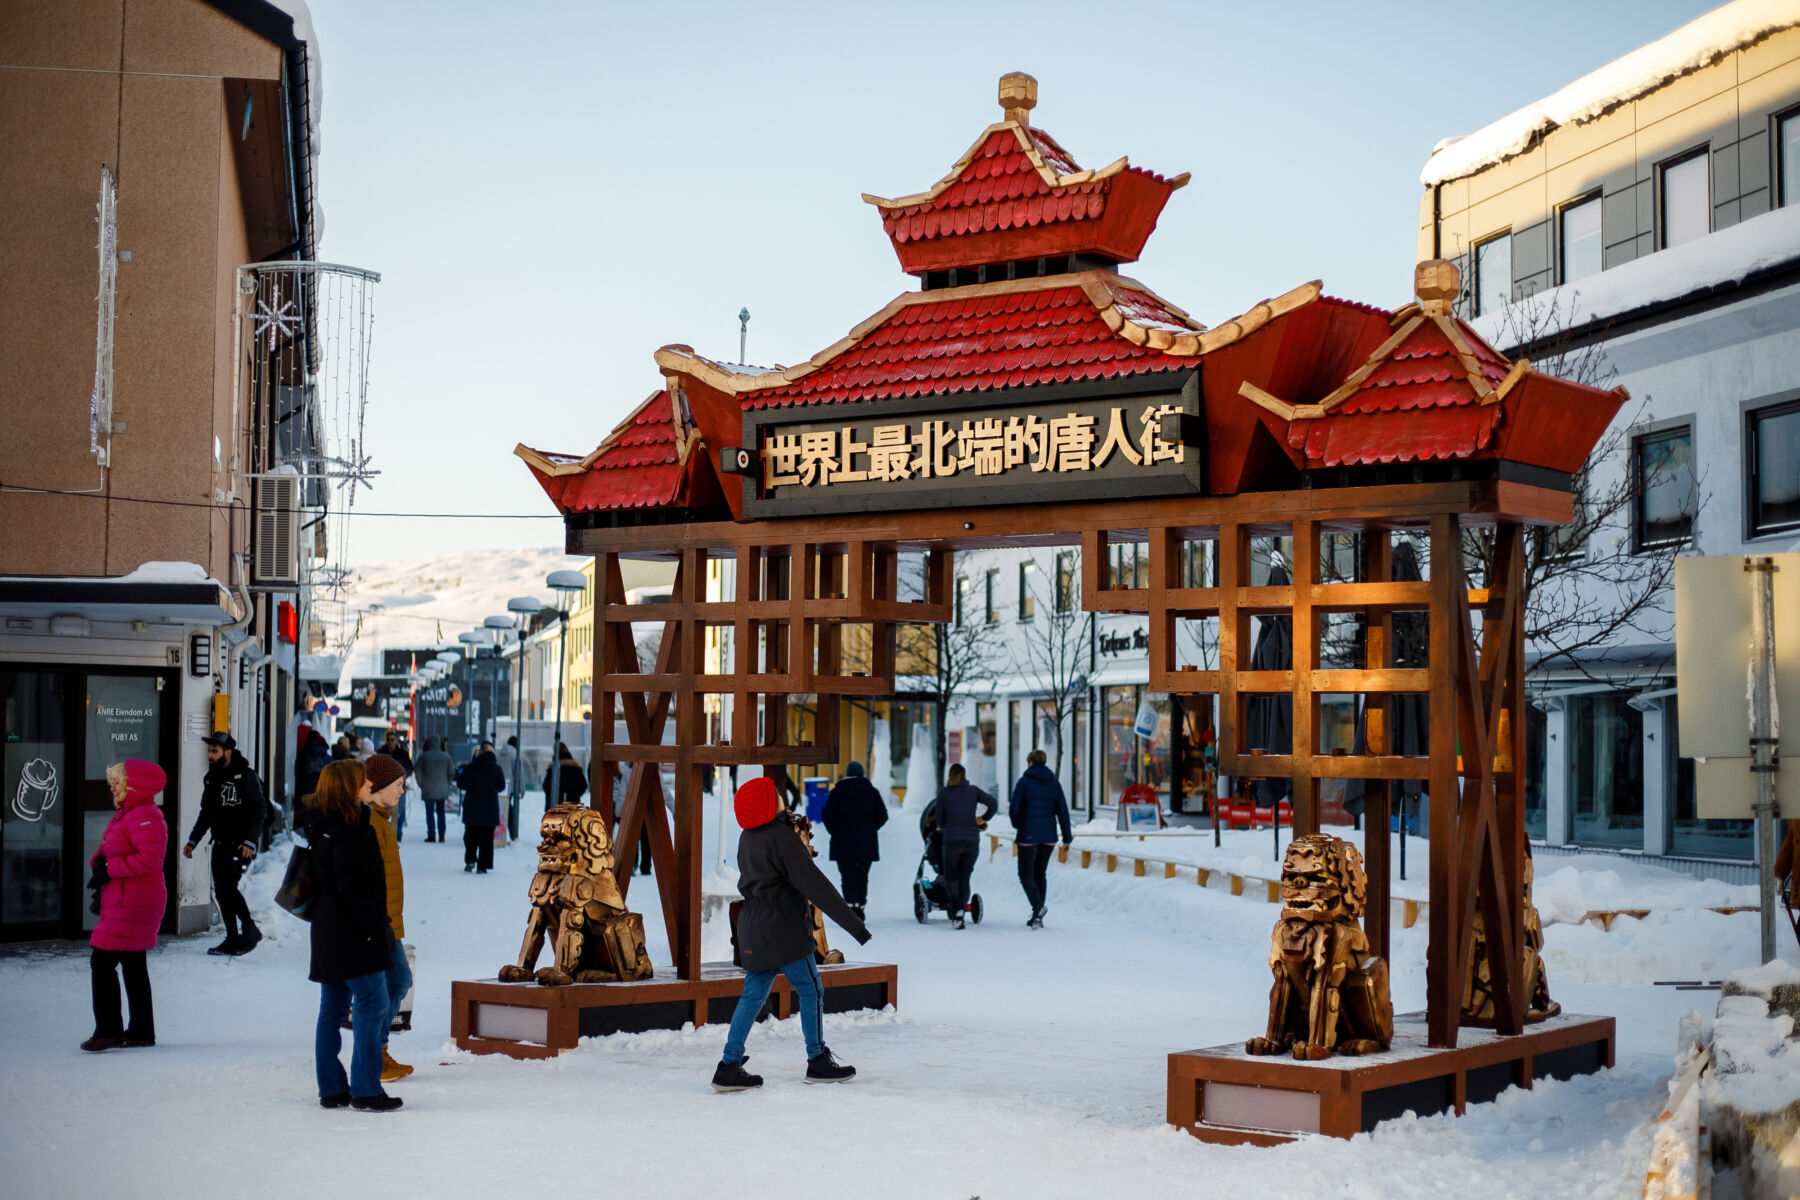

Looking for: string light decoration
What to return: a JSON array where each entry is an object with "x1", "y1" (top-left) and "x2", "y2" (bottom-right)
[
  {"x1": 90, "y1": 165, "x2": 119, "y2": 464},
  {"x1": 239, "y1": 260, "x2": 380, "y2": 656}
]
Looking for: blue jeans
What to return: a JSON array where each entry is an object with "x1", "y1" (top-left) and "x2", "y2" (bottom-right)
[
  {"x1": 721, "y1": 956, "x2": 824, "y2": 1064},
  {"x1": 423, "y1": 799, "x2": 446, "y2": 840},
  {"x1": 384, "y1": 939, "x2": 412, "y2": 1039},
  {"x1": 316, "y1": 970, "x2": 390, "y2": 1098}
]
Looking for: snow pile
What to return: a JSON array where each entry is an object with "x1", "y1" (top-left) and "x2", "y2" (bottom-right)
[
  {"x1": 1701, "y1": 961, "x2": 1800, "y2": 1195},
  {"x1": 1474, "y1": 204, "x2": 1800, "y2": 344},
  {"x1": 1531, "y1": 858, "x2": 1760, "y2": 927},
  {"x1": 1422, "y1": 0, "x2": 1800, "y2": 185},
  {"x1": 902, "y1": 723, "x2": 936, "y2": 803}
]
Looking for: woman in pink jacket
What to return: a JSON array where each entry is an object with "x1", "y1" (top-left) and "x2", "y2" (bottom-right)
[{"x1": 83, "y1": 758, "x2": 169, "y2": 1052}]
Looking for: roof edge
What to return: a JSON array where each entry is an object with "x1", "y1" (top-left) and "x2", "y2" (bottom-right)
[{"x1": 862, "y1": 122, "x2": 1184, "y2": 211}]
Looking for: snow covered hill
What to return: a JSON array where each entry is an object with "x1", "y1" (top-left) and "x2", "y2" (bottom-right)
[{"x1": 326, "y1": 546, "x2": 589, "y2": 687}]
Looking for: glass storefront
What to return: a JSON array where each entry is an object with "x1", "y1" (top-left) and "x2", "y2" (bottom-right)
[
  {"x1": 2, "y1": 665, "x2": 177, "y2": 941},
  {"x1": 1569, "y1": 692, "x2": 1643, "y2": 849},
  {"x1": 1667, "y1": 698, "x2": 1752, "y2": 859},
  {"x1": 1103, "y1": 685, "x2": 1170, "y2": 806}
]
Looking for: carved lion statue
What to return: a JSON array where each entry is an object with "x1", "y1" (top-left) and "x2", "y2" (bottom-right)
[
  {"x1": 1463, "y1": 854, "x2": 1559, "y2": 1024},
  {"x1": 498, "y1": 803, "x2": 653, "y2": 985},
  {"x1": 1246, "y1": 834, "x2": 1393, "y2": 1061}
]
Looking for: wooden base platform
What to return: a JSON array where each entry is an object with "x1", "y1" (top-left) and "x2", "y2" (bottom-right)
[
  {"x1": 451, "y1": 960, "x2": 899, "y2": 1060},
  {"x1": 1168, "y1": 1011, "x2": 1615, "y2": 1145}
]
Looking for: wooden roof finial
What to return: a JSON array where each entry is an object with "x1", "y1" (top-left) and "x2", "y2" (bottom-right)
[
  {"x1": 1414, "y1": 259, "x2": 1461, "y2": 317},
  {"x1": 999, "y1": 72, "x2": 1038, "y2": 125}
]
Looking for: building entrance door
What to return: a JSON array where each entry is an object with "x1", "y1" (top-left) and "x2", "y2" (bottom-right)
[{"x1": 0, "y1": 666, "x2": 177, "y2": 942}]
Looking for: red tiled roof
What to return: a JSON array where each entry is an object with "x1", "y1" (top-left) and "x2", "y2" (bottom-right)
[
  {"x1": 881, "y1": 129, "x2": 1112, "y2": 245},
  {"x1": 518, "y1": 391, "x2": 701, "y2": 513},
  {"x1": 739, "y1": 278, "x2": 1196, "y2": 410}
]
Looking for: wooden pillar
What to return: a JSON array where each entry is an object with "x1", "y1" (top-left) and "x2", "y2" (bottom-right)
[
  {"x1": 1426, "y1": 513, "x2": 1461, "y2": 1049},
  {"x1": 1362, "y1": 532, "x2": 1392, "y2": 966},
  {"x1": 1216, "y1": 522, "x2": 1241, "y2": 783},
  {"x1": 672, "y1": 547, "x2": 705, "y2": 980},
  {"x1": 1290, "y1": 518, "x2": 1317, "y2": 835},
  {"x1": 594, "y1": 551, "x2": 619, "y2": 830}
]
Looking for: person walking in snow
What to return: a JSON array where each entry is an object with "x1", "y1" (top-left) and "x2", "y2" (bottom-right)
[
  {"x1": 360, "y1": 753, "x2": 414, "y2": 1084},
  {"x1": 83, "y1": 760, "x2": 169, "y2": 1052},
  {"x1": 295, "y1": 724, "x2": 330, "y2": 804},
  {"x1": 456, "y1": 742, "x2": 506, "y2": 874},
  {"x1": 821, "y1": 761, "x2": 886, "y2": 921},
  {"x1": 302, "y1": 760, "x2": 401, "y2": 1112},
  {"x1": 542, "y1": 742, "x2": 588, "y2": 810},
  {"x1": 184, "y1": 732, "x2": 268, "y2": 956},
  {"x1": 921, "y1": 763, "x2": 995, "y2": 931},
  {"x1": 1008, "y1": 748, "x2": 1072, "y2": 930},
  {"x1": 414, "y1": 738, "x2": 454, "y2": 843},
  {"x1": 379, "y1": 729, "x2": 415, "y2": 841},
  {"x1": 712, "y1": 776, "x2": 870, "y2": 1093}
]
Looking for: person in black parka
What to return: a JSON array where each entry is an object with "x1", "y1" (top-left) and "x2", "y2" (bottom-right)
[
  {"x1": 921, "y1": 763, "x2": 996, "y2": 931},
  {"x1": 455, "y1": 743, "x2": 506, "y2": 874},
  {"x1": 304, "y1": 760, "x2": 401, "y2": 1111},
  {"x1": 1008, "y1": 748, "x2": 1073, "y2": 929},
  {"x1": 712, "y1": 776, "x2": 870, "y2": 1094},
  {"x1": 820, "y1": 761, "x2": 887, "y2": 921},
  {"x1": 542, "y1": 742, "x2": 588, "y2": 811},
  {"x1": 184, "y1": 733, "x2": 269, "y2": 956}
]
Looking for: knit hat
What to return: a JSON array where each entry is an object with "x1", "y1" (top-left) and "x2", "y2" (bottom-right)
[
  {"x1": 734, "y1": 776, "x2": 781, "y2": 830},
  {"x1": 124, "y1": 759, "x2": 167, "y2": 805},
  {"x1": 846, "y1": 760, "x2": 865, "y2": 777},
  {"x1": 364, "y1": 753, "x2": 406, "y2": 793}
]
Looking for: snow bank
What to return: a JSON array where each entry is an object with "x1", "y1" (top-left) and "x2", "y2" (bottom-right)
[
  {"x1": 1473, "y1": 204, "x2": 1800, "y2": 346},
  {"x1": 1422, "y1": 0, "x2": 1800, "y2": 185},
  {"x1": 1701, "y1": 961, "x2": 1800, "y2": 1195}
]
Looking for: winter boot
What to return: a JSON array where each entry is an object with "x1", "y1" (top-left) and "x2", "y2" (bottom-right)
[
  {"x1": 711, "y1": 1060, "x2": 763, "y2": 1093},
  {"x1": 1027, "y1": 907, "x2": 1045, "y2": 930},
  {"x1": 805, "y1": 1047, "x2": 856, "y2": 1084},
  {"x1": 231, "y1": 922, "x2": 262, "y2": 955},
  {"x1": 79, "y1": 1035, "x2": 126, "y2": 1052},
  {"x1": 381, "y1": 1047, "x2": 414, "y2": 1082},
  {"x1": 318, "y1": 1092, "x2": 351, "y2": 1109},
  {"x1": 349, "y1": 1093, "x2": 403, "y2": 1112},
  {"x1": 949, "y1": 915, "x2": 965, "y2": 930},
  {"x1": 207, "y1": 931, "x2": 241, "y2": 956}
]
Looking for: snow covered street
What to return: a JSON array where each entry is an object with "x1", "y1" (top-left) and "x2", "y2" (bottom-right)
[{"x1": 3, "y1": 794, "x2": 1790, "y2": 1199}]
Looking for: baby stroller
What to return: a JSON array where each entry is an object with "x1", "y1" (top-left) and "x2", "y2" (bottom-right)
[{"x1": 913, "y1": 807, "x2": 982, "y2": 925}]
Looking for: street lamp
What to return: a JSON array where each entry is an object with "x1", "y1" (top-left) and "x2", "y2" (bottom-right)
[
  {"x1": 489, "y1": 611, "x2": 526, "y2": 835},
  {"x1": 545, "y1": 569, "x2": 587, "y2": 811},
  {"x1": 458, "y1": 630, "x2": 487, "y2": 743},
  {"x1": 434, "y1": 651, "x2": 463, "y2": 754}
]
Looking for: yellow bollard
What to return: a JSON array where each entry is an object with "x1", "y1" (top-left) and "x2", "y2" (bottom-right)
[
  {"x1": 1080, "y1": 850, "x2": 1092, "y2": 869},
  {"x1": 1196, "y1": 868, "x2": 1210, "y2": 888},
  {"x1": 1106, "y1": 854, "x2": 1117, "y2": 873},
  {"x1": 1265, "y1": 879, "x2": 1279, "y2": 903},
  {"x1": 1164, "y1": 862, "x2": 1177, "y2": 880},
  {"x1": 1402, "y1": 899, "x2": 1421, "y2": 929},
  {"x1": 1056, "y1": 845, "x2": 1068, "y2": 864},
  {"x1": 1011, "y1": 840, "x2": 1018, "y2": 858},
  {"x1": 1229, "y1": 875, "x2": 1244, "y2": 896},
  {"x1": 1133, "y1": 858, "x2": 1146, "y2": 878}
]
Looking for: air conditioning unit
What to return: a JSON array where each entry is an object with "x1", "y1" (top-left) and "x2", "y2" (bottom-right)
[{"x1": 251, "y1": 475, "x2": 301, "y2": 589}]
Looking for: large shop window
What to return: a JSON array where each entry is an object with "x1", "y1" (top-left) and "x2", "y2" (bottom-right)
[
  {"x1": 1104, "y1": 686, "x2": 1169, "y2": 806},
  {"x1": 2, "y1": 672, "x2": 68, "y2": 929},
  {"x1": 1667, "y1": 699, "x2": 1751, "y2": 860},
  {"x1": 1749, "y1": 399, "x2": 1800, "y2": 537},
  {"x1": 1633, "y1": 426, "x2": 1695, "y2": 549},
  {"x1": 1569, "y1": 692, "x2": 1644, "y2": 850}
]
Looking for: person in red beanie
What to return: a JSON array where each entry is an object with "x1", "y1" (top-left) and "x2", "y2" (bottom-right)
[
  {"x1": 84, "y1": 758, "x2": 169, "y2": 1051},
  {"x1": 713, "y1": 775, "x2": 870, "y2": 1093}
]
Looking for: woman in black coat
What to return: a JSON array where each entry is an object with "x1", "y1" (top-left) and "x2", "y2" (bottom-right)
[
  {"x1": 456, "y1": 743, "x2": 506, "y2": 874},
  {"x1": 306, "y1": 760, "x2": 400, "y2": 1111},
  {"x1": 820, "y1": 761, "x2": 887, "y2": 919},
  {"x1": 542, "y1": 742, "x2": 588, "y2": 810}
]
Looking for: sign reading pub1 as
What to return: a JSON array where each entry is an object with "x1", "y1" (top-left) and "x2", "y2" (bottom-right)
[{"x1": 744, "y1": 373, "x2": 1202, "y2": 517}]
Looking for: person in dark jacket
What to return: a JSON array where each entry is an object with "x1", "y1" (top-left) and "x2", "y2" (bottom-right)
[
  {"x1": 821, "y1": 761, "x2": 887, "y2": 921},
  {"x1": 542, "y1": 742, "x2": 588, "y2": 810},
  {"x1": 921, "y1": 764, "x2": 996, "y2": 930},
  {"x1": 712, "y1": 776, "x2": 871, "y2": 1093},
  {"x1": 379, "y1": 729, "x2": 415, "y2": 841},
  {"x1": 304, "y1": 760, "x2": 401, "y2": 1111},
  {"x1": 413, "y1": 738, "x2": 455, "y2": 843},
  {"x1": 456, "y1": 743, "x2": 506, "y2": 874},
  {"x1": 183, "y1": 733, "x2": 268, "y2": 956},
  {"x1": 295, "y1": 724, "x2": 330, "y2": 805},
  {"x1": 1008, "y1": 749, "x2": 1073, "y2": 929}
]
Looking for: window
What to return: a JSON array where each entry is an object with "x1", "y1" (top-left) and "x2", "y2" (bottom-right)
[
  {"x1": 1660, "y1": 150, "x2": 1709, "y2": 249},
  {"x1": 1559, "y1": 195, "x2": 1602, "y2": 284},
  {"x1": 1018, "y1": 560, "x2": 1037, "y2": 621},
  {"x1": 1475, "y1": 233, "x2": 1511, "y2": 316},
  {"x1": 1749, "y1": 399, "x2": 1800, "y2": 537},
  {"x1": 1108, "y1": 541, "x2": 1147, "y2": 589},
  {"x1": 1633, "y1": 426, "x2": 1695, "y2": 549},
  {"x1": 984, "y1": 568, "x2": 1000, "y2": 624},
  {"x1": 1054, "y1": 552, "x2": 1075, "y2": 612},
  {"x1": 955, "y1": 575, "x2": 969, "y2": 626},
  {"x1": 1536, "y1": 489, "x2": 1587, "y2": 562},
  {"x1": 1569, "y1": 692, "x2": 1643, "y2": 851},
  {"x1": 1779, "y1": 111, "x2": 1800, "y2": 207}
]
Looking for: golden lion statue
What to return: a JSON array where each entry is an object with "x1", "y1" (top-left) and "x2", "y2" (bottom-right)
[
  {"x1": 1463, "y1": 855, "x2": 1559, "y2": 1024},
  {"x1": 499, "y1": 804, "x2": 653, "y2": 985},
  {"x1": 1246, "y1": 834, "x2": 1393, "y2": 1061}
]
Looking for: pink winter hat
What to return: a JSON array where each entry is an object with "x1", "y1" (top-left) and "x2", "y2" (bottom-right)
[{"x1": 124, "y1": 759, "x2": 166, "y2": 803}]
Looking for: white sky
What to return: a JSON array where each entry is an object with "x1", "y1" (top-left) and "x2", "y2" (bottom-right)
[{"x1": 307, "y1": 0, "x2": 1720, "y2": 564}]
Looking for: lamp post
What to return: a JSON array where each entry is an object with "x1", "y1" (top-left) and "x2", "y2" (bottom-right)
[
  {"x1": 506, "y1": 596, "x2": 539, "y2": 831},
  {"x1": 458, "y1": 630, "x2": 487, "y2": 745},
  {"x1": 545, "y1": 570, "x2": 587, "y2": 811},
  {"x1": 434, "y1": 651, "x2": 463, "y2": 757}
]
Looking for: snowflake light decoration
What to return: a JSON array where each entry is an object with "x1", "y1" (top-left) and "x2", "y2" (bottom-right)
[
  {"x1": 253, "y1": 297, "x2": 299, "y2": 350},
  {"x1": 314, "y1": 564, "x2": 353, "y2": 599}
]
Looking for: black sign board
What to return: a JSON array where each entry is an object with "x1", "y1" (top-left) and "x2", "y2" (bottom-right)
[{"x1": 742, "y1": 372, "x2": 1201, "y2": 518}]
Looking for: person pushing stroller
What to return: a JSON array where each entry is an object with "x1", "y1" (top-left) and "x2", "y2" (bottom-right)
[
  {"x1": 921, "y1": 764, "x2": 995, "y2": 931},
  {"x1": 712, "y1": 776, "x2": 871, "y2": 1093}
]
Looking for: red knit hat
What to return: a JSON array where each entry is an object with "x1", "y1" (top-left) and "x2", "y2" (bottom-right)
[
  {"x1": 734, "y1": 776, "x2": 781, "y2": 829},
  {"x1": 124, "y1": 759, "x2": 166, "y2": 805}
]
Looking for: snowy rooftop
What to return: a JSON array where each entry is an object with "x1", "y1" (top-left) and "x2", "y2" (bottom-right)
[
  {"x1": 1471, "y1": 202, "x2": 1800, "y2": 347},
  {"x1": 1421, "y1": 0, "x2": 1800, "y2": 186}
]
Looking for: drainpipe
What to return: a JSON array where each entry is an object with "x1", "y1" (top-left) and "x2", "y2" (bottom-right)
[{"x1": 1432, "y1": 182, "x2": 1442, "y2": 261}]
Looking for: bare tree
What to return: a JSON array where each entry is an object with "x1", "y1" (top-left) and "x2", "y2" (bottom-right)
[
  {"x1": 1464, "y1": 289, "x2": 1698, "y2": 681},
  {"x1": 893, "y1": 556, "x2": 1007, "y2": 788},
  {"x1": 1014, "y1": 557, "x2": 1093, "y2": 776}
]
